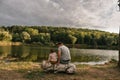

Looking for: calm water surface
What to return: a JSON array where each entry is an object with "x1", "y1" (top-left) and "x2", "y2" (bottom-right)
[{"x1": 0, "y1": 45, "x2": 118, "y2": 64}]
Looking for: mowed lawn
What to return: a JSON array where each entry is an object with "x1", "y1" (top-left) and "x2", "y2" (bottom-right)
[{"x1": 0, "y1": 61, "x2": 120, "y2": 80}]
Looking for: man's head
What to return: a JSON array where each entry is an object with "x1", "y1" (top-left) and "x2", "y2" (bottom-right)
[{"x1": 56, "y1": 42, "x2": 63, "y2": 47}]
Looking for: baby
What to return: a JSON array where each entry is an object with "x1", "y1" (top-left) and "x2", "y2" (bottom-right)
[{"x1": 48, "y1": 49, "x2": 57, "y2": 65}]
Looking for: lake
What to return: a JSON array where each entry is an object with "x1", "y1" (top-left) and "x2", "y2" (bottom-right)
[{"x1": 0, "y1": 45, "x2": 118, "y2": 65}]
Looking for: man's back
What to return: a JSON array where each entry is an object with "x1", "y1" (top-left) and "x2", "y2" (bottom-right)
[{"x1": 58, "y1": 45, "x2": 71, "y2": 61}]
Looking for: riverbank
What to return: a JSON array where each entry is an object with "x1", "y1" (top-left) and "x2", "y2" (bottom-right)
[
  {"x1": 0, "y1": 61, "x2": 120, "y2": 80},
  {"x1": 0, "y1": 41, "x2": 22, "y2": 46},
  {"x1": 66, "y1": 44, "x2": 118, "y2": 50},
  {"x1": 0, "y1": 42, "x2": 118, "y2": 50}
]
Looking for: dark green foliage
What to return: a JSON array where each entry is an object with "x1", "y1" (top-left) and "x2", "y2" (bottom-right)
[
  {"x1": 12, "y1": 33, "x2": 22, "y2": 42},
  {"x1": 0, "y1": 25, "x2": 118, "y2": 49}
]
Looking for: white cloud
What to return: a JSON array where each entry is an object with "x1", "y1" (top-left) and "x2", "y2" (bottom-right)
[{"x1": 0, "y1": 0, "x2": 119, "y2": 33}]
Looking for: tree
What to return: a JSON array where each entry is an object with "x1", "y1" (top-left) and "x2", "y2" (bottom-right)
[
  {"x1": 0, "y1": 27, "x2": 5, "y2": 32},
  {"x1": 84, "y1": 33, "x2": 92, "y2": 45},
  {"x1": 31, "y1": 33, "x2": 50, "y2": 45},
  {"x1": 38, "y1": 33, "x2": 50, "y2": 44},
  {"x1": 24, "y1": 28, "x2": 39, "y2": 43},
  {"x1": 52, "y1": 31, "x2": 70, "y2": 43},
  {"x1": 0, "y1": 31, "x2": 12, "y2": 41},
  {"x1": 68, "y1": 35, "x2": 77, "y2": 47},
  {"x1": 8, "y1": 25, "x2": 25, "y2": 34},
  {"x1": 75, "y1": 32, "x2": 85, "y2": 44},
  {"x1": 21, "y1": 31, "x2": 31, "y2": 43},
  {"x1": 97, "y1": 35, "x2": 107, "y2": 45},
  {"x1": 25, "y1": 28, "x2": 39, "y2": 36},
  {"x1": 12, "y1": 33, "x2": 22, "y2": 42},
  {"x1": 0, "y1": 26, "x2": 118, "y2": 49}
]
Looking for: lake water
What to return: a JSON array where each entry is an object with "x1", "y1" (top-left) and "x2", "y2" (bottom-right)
[{"x1": 0, "y1": 45, "x2": 118, "y2": 65}]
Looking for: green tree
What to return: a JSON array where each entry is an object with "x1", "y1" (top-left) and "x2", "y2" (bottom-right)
[
  {"x1": 12, "y1": 33, "x2": 22, "y2": 42},
  {"x1": 38, "y1": 33, "x2": 50, "y2": 44},
  {"x1": 68, "y1": 35, "x2": 77, "y2": 47},
  {"x1": 25, "y1": 28, "x2": 39, "y2": 36},
  {"x1": 0, "y1": 26, "x2": 118, "y2": 49},
  {"x1": 106, "y1": 36, "x2": 114, "y2": 46},
  {"x1": 0, "y1": 31, "x2": 12, "y2": 41},
  {"x1": 84, "y1": 33, "x2": 92, "y2": 45},
  {"x1": 0, "y1": 27, "x2": 5, "y2": 32},
  {"x1": 75, "y1": 32, "x2": 85, "y2": 44},
  {"x1": 21, "y1": 31, "x2": 31, "y2": 43},
  {"x1": 31, "y1": 33, "x2": 50, "y2": 45},
  {"x1": 52, "y1": 31, "x2": 70, "y2": 43}
]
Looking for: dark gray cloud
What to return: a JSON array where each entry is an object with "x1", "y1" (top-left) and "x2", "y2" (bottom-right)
[{"x1": 0, "y1": 0, "x2": 119, "y2": 33}]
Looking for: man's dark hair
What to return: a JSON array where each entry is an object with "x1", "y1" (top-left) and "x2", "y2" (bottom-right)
[{"x1": 56, "y1": 42, "x2": 63, "y2": 45}]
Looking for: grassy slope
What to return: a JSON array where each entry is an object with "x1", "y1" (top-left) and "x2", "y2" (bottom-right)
[{"x1": 0, "y1": 61, "x2": 120, "y2": 80}]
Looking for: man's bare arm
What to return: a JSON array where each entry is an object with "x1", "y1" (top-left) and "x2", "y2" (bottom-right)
[{"x1": 57, "y1": 50, "x2": 61, "y2": 64}]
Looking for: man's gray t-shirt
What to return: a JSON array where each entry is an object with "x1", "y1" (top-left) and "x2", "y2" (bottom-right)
[{"x1": 58, "y1": 45, "x2": 71, "y2": 61}]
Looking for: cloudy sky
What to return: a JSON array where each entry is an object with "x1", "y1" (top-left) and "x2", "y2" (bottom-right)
[{"x1": 0, "y1": 0, "x2": 120, "y2": 33}]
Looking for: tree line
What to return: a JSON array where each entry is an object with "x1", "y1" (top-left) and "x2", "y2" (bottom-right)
[{"x1": 0, "y1": 25, "x2": 119, "y2": 49}]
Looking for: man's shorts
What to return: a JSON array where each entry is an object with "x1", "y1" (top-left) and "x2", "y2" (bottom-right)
[{"x1": 60, "y1": 60, "x2": 70, "y2": 64}]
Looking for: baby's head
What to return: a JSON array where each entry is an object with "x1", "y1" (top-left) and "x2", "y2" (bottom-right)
[{"x1": 50, "y1": 49, "x2": 55, "y2": 53}]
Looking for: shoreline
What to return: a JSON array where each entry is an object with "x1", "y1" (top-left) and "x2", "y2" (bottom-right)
[
  {"x1": 0, "y1": 41, "x2": 118, "y2": 50},
  {"x1": 0, "y1": 41, "x2": 22, "y2": 46}
]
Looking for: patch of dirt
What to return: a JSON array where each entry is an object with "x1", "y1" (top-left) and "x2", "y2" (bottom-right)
[
  {"x1": 0, "y1": 70, "x2": 27, "y2": 80},
  {"x1": 25, "y1": 65, "x2": 120, "y2": 80},
  {"x1": 0, "y1": 63, "x2": 120, "y2": 80}
]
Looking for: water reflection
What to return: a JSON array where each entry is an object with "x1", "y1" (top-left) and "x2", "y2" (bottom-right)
[
  {"x1": 0, "y1": 45, "x2": 118, "y2": 63},
  {"x1": 9, "y1": 46, "x2": 49, "y2": 61}
]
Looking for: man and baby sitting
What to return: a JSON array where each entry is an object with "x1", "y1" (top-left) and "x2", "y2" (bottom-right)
[
  {"x1": 41, "y1": 42, "x2": 76, "y2": 73},
  {"x1": 48, "y1": 42, "x2": 71, "y2": 65}
]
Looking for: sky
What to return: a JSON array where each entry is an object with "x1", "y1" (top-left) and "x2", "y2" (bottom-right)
[{"x1": 0, "y1": 0, "x2": 120, "y2": 33}]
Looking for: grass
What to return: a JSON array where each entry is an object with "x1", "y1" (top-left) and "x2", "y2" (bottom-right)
[{"x1": 0, "y1": 61, "x2": 120, "y2": 80}]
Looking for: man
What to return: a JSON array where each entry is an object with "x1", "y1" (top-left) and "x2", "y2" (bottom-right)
[{"x1": 57, "y1": 42, "x2": 71, "y2": 64}]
